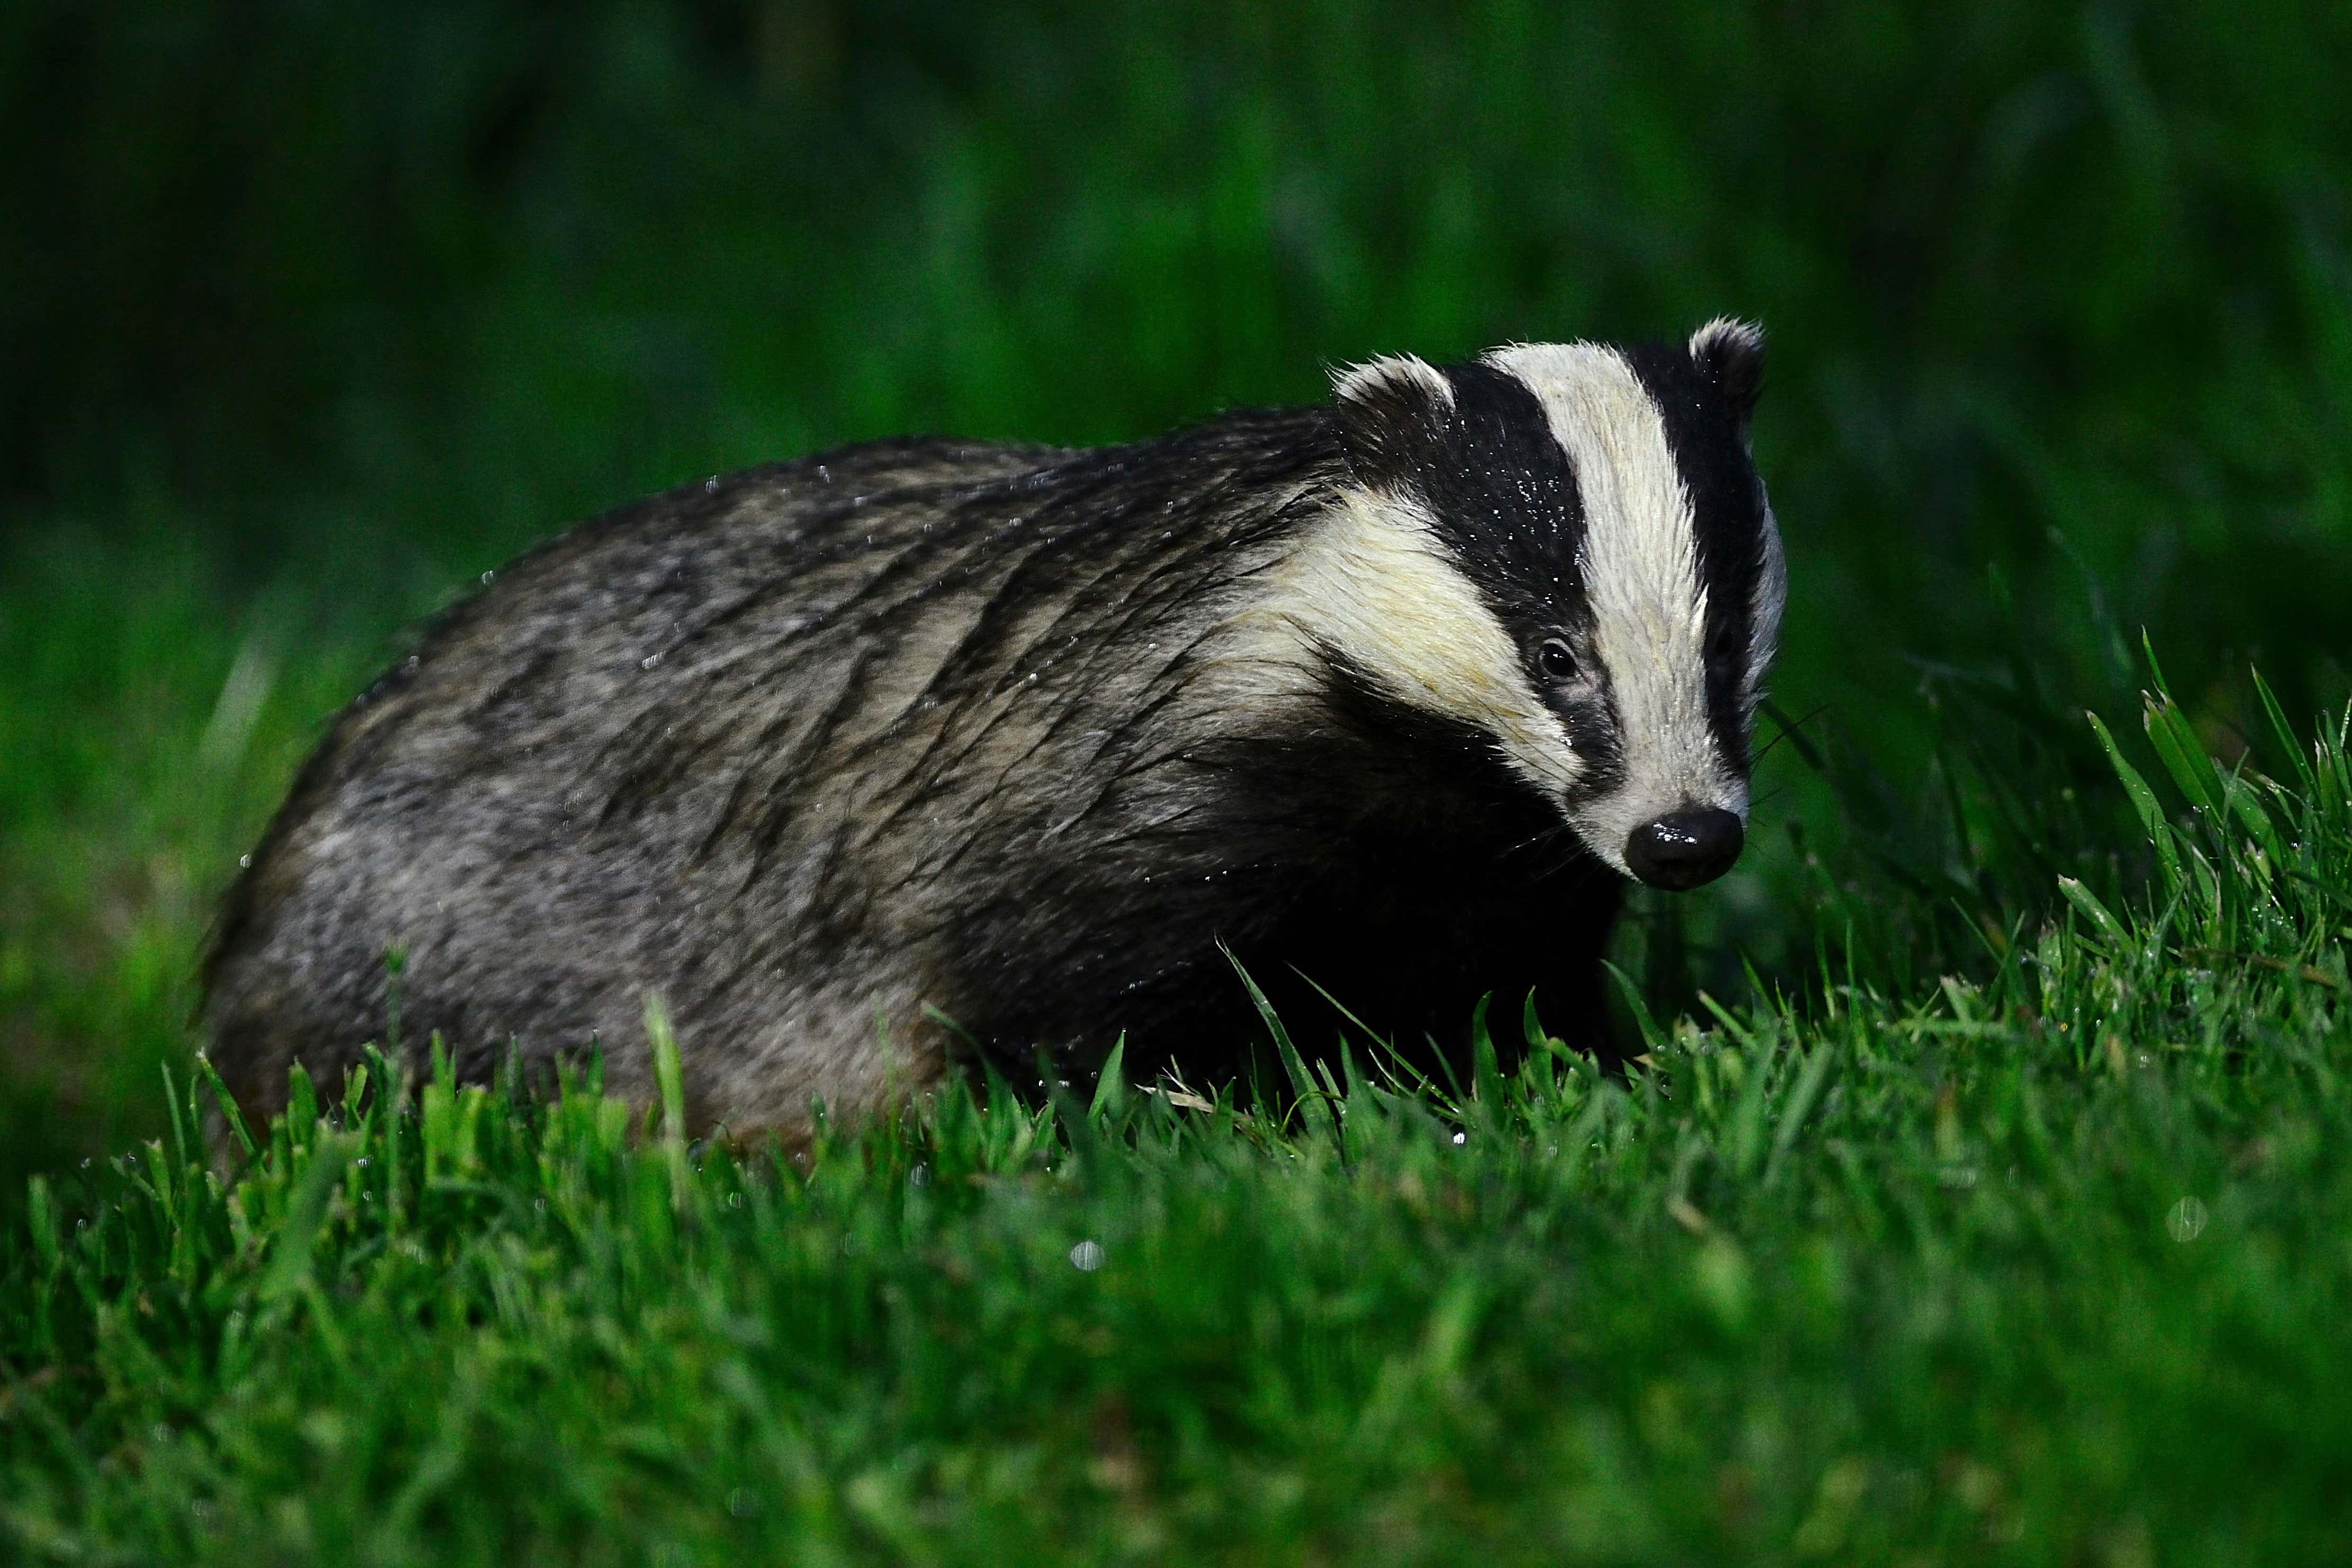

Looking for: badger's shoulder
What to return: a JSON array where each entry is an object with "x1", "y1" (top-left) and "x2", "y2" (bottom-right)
[{"x1": 204, "y1": 411, "x2": 1351, "y2": 966}]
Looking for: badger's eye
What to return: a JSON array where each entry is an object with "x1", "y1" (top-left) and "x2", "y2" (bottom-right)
[{"x1": 1536, "y1": 638, "x2": 1578, "y2": 683}]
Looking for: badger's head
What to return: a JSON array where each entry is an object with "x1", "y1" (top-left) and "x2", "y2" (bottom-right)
[{"x1": 1297, "y1": 321, "x2": 1783, "y2": 891}]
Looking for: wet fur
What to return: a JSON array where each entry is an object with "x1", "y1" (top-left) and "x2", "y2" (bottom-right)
[{"x1": 205, "y1": 415, "x2": 1630, "y2": 1137}]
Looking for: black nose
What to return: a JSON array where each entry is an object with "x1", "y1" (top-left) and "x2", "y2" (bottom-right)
[{"x1": 1624, "y1": 809, "x2": 1744, "y2": 891}]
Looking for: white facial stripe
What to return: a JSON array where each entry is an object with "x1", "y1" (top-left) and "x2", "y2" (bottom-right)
[
  {"x1": 1747, "y1": 495, "x2": 1786, "y2": 713},
  {"x1": 1254, "y1": 488, "x2": 1585, "y2": 802},
  {"x1": 1486, "y1": 343, "x2": 1744, "y2": 864}
]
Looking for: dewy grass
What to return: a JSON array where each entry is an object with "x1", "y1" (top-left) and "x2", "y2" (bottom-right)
[{"x1": 4, "y1": 673, "x2": 2350, "y2": 1564}]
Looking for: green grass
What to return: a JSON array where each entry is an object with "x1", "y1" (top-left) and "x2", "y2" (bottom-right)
[
  {"x1": 7, "y1": 2, "x2": 2352, "y2": 1558},
  {"x1": 5, "y1": 672, "x2": 2350, "y2": 1564},
  {"x1": 0, "y1": 536, "x2": 380, "y2": 1202}
]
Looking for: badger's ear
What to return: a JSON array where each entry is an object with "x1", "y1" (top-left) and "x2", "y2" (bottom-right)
[
  {"x1": 1688, "y1": 318, "x2": 1765, "y2": 430},
  {"x1": 1329, "y1": 354, "x2": 1453, "y2": 492}
]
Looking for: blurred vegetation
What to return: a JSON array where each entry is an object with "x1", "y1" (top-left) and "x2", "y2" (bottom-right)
[{"x1": 3, "y1": 0, "x2": 2349, "y2": 1190}]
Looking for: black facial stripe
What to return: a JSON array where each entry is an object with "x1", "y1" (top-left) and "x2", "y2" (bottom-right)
[
  {"x1": 1616, "y1": 341, "x2": 1769, "y2": 767},
  {"x1": 1422, "y1": 364, "x2": 1641, "y2": 797},
  {"x1": 1554, "y1": 678, "x2": 1626, "y2": 804},
  {"x1": 1335, "y1": 352, "x2": 1667, "y2": 796},
  {"x1": 1408, "y1": 363, "x2": 1594, "y2": 638}
]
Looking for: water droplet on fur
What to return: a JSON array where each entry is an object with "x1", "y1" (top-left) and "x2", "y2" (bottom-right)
[
  {"x1": 2167, "y1": 1196, "x2": 2208, "y2": 1243},
  {"x1": 1070, "y1": 1239, "x2": 1105, "y2": 1272}
]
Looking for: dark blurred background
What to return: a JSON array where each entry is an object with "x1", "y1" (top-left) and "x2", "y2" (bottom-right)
[{"x1": 3, "y1": 0, "x2": 2348, "y2": 1193}]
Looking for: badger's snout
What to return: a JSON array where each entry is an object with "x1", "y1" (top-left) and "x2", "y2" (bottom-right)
[{"x1": 1623, "y1": 808, "x2": 1744, "y2": 891}]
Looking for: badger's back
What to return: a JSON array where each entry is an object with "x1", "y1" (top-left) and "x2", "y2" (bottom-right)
[{"x1": 207, "y1": 414, "x2": 1460, "y2": 1132}]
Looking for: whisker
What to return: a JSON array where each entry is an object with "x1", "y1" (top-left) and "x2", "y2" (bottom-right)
[
  {"x1": 1500, "y1": 819, "x2": 1575, "y2": 860},
  {"x1": 1754, "y1": 700, "x2": 1831, "y2": 770},
  {"x1": 1532, "y1": 846, "x2": 1591, "y2": 883}
]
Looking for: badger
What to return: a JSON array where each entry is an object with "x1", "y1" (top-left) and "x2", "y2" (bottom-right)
[{"x1": 204, "y1": 321, "x2": 1781, "y2": 1139}]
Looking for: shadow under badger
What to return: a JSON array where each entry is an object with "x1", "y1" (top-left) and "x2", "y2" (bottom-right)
[{"x1": 206, "y1": 323, "x2": 1783, "y2": 1138}]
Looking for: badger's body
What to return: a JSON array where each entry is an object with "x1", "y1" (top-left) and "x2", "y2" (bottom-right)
[{"x1": 206, "y1": 324, "x2": 1782, "y2": 1137}]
